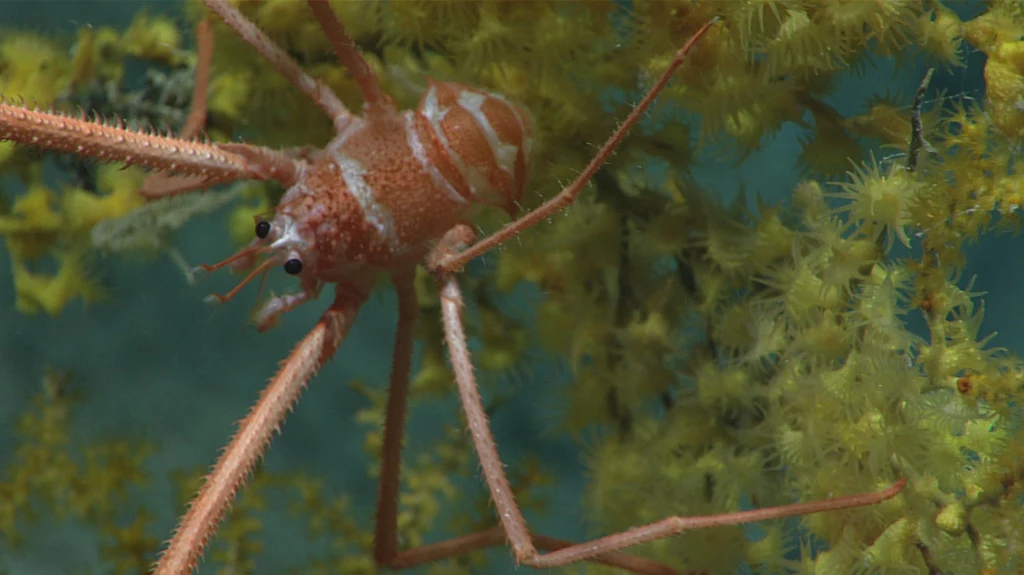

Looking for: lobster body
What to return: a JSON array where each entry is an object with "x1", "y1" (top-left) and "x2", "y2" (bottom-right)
[{"x1": 272, "y1": 80, "x2": 533, "y2": 282}]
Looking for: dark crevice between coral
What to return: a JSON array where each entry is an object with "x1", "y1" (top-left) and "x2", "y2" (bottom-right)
[{"x1": 914, "y1": 540, "x2": 941, "y2": 575}]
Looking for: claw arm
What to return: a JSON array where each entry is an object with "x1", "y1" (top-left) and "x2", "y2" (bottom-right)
[
  {"x1": 152, "y1": 283, "x2": 367, "y2": 575},
  {"x1": 0, "y1": 100, "x2": 261, "y2": 186}
]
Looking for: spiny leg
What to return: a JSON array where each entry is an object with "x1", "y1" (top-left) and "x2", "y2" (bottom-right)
[
  {"x1": 514, "y1": 477, "x2": 907, "y2": 569},
  {"x1": 0, "y1": 99, "x2": 257, "y2": 185},
  {"x1": 215, "y1": 143, "x2": 307, "y2": 185},
  {"x1": 202, "y1": 0, "x2": 353, "y2": 132},
  {"x1": 404, "y1": 226, "x2": 681, "y2": 574},
  {"x1": 152, "y1": 284, "x2": 368, "y2": 575},
  {"x1": 140, "y1": 19, "x2": 216, "y2": 199},
  {"x1": 140, "y1": 11, "x2": 312, "y2": 199},
  {"x1": 373, "y1": 271, "x2": 418, "y2": 566},
  {"x1": 0, "y1": 14, "x2": 269, "y2": 194},
  {"x1": 384, "y1": 523, "x2": 679, "y2": 574},
  {"x1": 423, "y1": 226, "x2": 907, "y2": 573},
  {"x1": 0, "y1": 17, "x2": 298, "y2": 200},
  {"x1": 304, "y1": 0, "x2": 396, "y2": 117},
  {"x1": 180, "y1": 19, "x2": 215, "y2": 140},
  {"x1": 437, "y1": 19, "x2": 718, "y2": 274},
  {"x1": 140, "y1": 20, "x2": 298, "y2": 198}
]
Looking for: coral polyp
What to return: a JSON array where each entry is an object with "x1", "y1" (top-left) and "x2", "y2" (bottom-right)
[{"x1": 832, "y1": 154, "x2": 924, "y2": 249}]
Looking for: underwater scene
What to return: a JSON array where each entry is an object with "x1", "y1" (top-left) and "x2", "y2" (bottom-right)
[{"x1": 1, "y1": 0, "x2": 1023, "y2": 574}]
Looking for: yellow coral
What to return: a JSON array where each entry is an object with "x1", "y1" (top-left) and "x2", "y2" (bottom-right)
[
  {"x1": 121, "y1": 10, "x2": 184, "y2": 65},
  {"x1": 963, "y1": 8, "x2": 1024, "y2": 138},
  {"x1": 0, "y1": 183, "x2": 62, "y2": 260},
  {"x1": 0, "y1": 165, "x2": 147, "y2": 314},
  {"x1": 63, "y1": 165, "x2": 146, "y2": 235},
  {"x1": 12, "y1": 249, "x2": 105, "y2": 315},
  {"x1": 68, "y1": 26, "x2": 125, "y2": 87},
  {"x1": 0, "y1": 31, "x2": 69, "y2": 102},
  {"x1": 915, "y1": 3, "x2": 964, "y2": 66},
  {"x1": 0, "y1": 31, "x2": 71, "y2": 167},
  {"x1": 832, "y1": 154, "x2": 923, "y2": 249},
  {"x1": 982, "y1": 40, "x2": 1024, "y2": 138}
]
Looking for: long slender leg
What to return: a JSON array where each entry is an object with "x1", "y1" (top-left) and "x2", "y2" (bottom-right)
[
  {"x1": 420, "y1": 226, "x2": 907, "y2": 573},
  {"x1": 0, "y1": 18, "x2": 269, "y2": 190},
  {"x1": 0, "y1": 18, "x2": 299, "y2": 202},
  {"x1": 0, "y1": 17, "x2": 252, "y2": 185},
  {"x1": 152, "y1": 283, "x2": 368, "y2": 575},
  {"x1": 201, "y1": 0, "x2": 353, "y2": 132},
  {"x1": 0, "y1": 100, "x2": 257, "y2": 184},
  {"x1": 374, "y1": 271, "x2": 418, "y2": 565},
  {"x1": 215, "y1": 143, "x2": 307, "y2": 186},
  {"x1": 136, "y1": 141, "x2": 305, "y2": 199},
  {"x1": 180, "y1": 19, "x2": 215, "y2": 141},
  {"x1": 437, "y1": 19, "x2": 717, "y2": 274},
  {"x1": 435, "y1": 237, "x2": 529, "y2": 556},
  {"x1": 140, "y1": 19, "x2": 217, "y2": 199},
  {"x1": 387, "y1": 526, "x2": 678, "y2": 575},
  {"x1": 140, "y1": 16, "x2": 307, "y2": 199},
  {"x1": 419, "y1": 226, "x2": 681, "y2": 574},
  {"x1": 304, "y1": 0, "x2": 395, "y2": 117}
]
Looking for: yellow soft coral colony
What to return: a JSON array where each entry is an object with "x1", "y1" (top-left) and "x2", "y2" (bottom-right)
[
  {"x1": 120, "y1": 10, "x2": 184, "y2": 66},
  {"x1": 0, "y1": 32, "x2": 69, "y2": 168},
  {"x1": 0, "y1": 183, "x2": 99, "y2": 315},
  {"x1": 964, "y1": 9, "x2": 1024, "y2": 139},
  {"x1": 0, "y1": 11, "x2": 228, "y2": 315},
  {"x1": 0, "y1": 369, "x2": 155, "y2": 567},
  {"x1": 2, "y1": 162, "x2": 149, "y2": 314}
]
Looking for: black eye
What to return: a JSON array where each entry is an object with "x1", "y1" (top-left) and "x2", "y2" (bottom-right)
[
  {"x1": 255, "y1": 220, "x2": 271, "y2": 239},
  {"x1": 283, "y1": 258, "x2": 303, "y2": 275}
]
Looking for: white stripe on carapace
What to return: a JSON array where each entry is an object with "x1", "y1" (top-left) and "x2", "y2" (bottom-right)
[
  {"x1": 510, "y1": 105, "x2": 533, "y2": 163},
  {"x1": 404, "y1": 113, "x2": 467, "y2": 205},
  {"x1": 272, "y1": 182, "x2": 313, "y2": 251},
  {"x1": 421, "y1": 85, "x2": 494, "y2": 203},
  {"x1": 328, "y1": 117, "x2": 363, "y2": 152},
  {"x1": 271, "y1": 213, "x2": 306, "y2": 251},
  {"x1": 332, "y1": 150, "x2": 399, "y2": 249},
  {"x1": 457, "y1": 90, "x2": 517, "y2": 176}
]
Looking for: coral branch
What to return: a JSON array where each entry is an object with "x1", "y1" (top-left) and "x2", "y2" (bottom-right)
[{"x1": 907, "y1": 68, "x2": 935, "y2": 173}]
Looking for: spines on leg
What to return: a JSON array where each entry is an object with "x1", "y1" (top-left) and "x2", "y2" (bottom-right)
[{"x1": 0, "y1": 99, "x2": 253, "y2": 184}]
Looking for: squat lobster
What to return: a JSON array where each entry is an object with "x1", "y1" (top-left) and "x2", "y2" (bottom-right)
[{"x1": 0, "y1": 2, "x2": 906, "y2": 574}]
